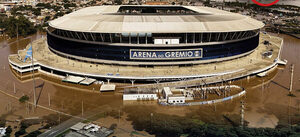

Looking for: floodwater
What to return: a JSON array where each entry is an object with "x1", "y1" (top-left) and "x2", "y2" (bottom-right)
[{"x1": 0, "y1": 32, "x2": 299, "y2": 134}]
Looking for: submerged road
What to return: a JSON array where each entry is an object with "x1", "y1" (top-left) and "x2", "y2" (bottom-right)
[
  {"x1": 38, "y1": 105, "x2": 111, "y2": 137},
  {"x1": 38, "y1": 117, "x2": 82, "y2": 137}
]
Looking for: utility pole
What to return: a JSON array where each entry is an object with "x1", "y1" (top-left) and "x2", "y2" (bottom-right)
[
  {"x1": 289, "y1": 64, "x2": 294, "y2": 93},
  {"x1": 240, "y1": 100, "x2": 245, "y2": 129},
  {"x1": 81, "y1": 100, "x2": 84, "y2": 117},
  {"x1": 58, "y1": 113, "x2": 61, "y2": 124},
  {"x1": 48, "y1": 92, "x2": 51, "y2": 107},
  {"x1": 14, "y1": 82, "x2": 16, "y2": 94},
  {"x1": 16, "y1": 24, "x2": 18, "y2": 40},
  {"x1": 118, "y1": 109, "x2": 120, "y2": 124},
  {"x1": 150, "y1": 113, "x2": 153, "y2": 131},
  {"x1": 288, "y1": 95, "x2": 291, "y2": 129},
  {"x1": 214, "y1": 103, "x2": 216, "y2": 112},
  {"x1": 26, "y1": 102, "x2": 29, "y2": 114},
  {"x1": 30, "y1": 39, "x2": 37, "y2": 108},
  {"x1": 262, "y1": 79, "x2": 264, "y2": 95}
]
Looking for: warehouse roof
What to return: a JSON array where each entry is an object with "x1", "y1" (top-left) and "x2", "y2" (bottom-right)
[{"x1": 49, "y1": 5, "x2": 264, "y2": 33}]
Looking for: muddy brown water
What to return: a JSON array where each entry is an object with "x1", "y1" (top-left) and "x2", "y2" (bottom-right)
[{"x1": 0, "y1": 33, "x2": 299, "y2": 129}]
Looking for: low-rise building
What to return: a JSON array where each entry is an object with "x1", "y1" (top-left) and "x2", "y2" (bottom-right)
[
  {"x1": 67, "y1": 122, "x2": 113, "y2": 137},
  {"x1": 0, "y1": 127, "x2": 7, "y2": 137},
  {"x1": 123, "y1": 88, "x2": 158, "y2": 101},
  {"x1": 123, "y1": 93, "x2": 158, "y2": 100},
  {"x1": 162, "y1": 87, "x2": 186, "y2": 104},
  {"x1": 162, "y1": 87, "x2": 172, "y2": 98},
  {"x1": 167, "y1": 95, "x2": 185, "y2": 104}
]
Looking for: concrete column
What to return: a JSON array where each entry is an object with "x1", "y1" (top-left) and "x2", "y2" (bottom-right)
[
  {"x1": 185, "y1": 33, "x2": 187, "y2": 44},
  {"x1": 145, "y1": 34, "x2": 147, "y2": 44},
  {"x1": 240, "y1": 100, "x2": 245, "y2": 129},
  {"x1": 130, "y1": 80, "x2": 135, "y2": 86}
]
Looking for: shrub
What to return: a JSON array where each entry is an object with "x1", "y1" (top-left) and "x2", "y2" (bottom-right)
[{"x1": 19, "y1": 95, "x2": 29, "y2": 103}]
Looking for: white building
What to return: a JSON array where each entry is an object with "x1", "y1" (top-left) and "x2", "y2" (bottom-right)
[
  {"x1": 162, "y1": 87, "x2": 172, "y2": 98},
  {"x1": 123, "y1": 93, "x2": 158, "y2": 101},
  {"x1": 167, "y1": 95, "x2": 185, "y2": 104},
  {"x1": 162, "y1": 87, "x2": 186, "y2": 104},
  {"x1": 0, "y1": 127, "x2": 7, "y2": 136},
  {"x1": 0, "y1": 2, "x2": 16, "y2": 11}
]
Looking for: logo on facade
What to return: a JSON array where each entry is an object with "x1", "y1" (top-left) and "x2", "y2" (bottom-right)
[
  {"x1": 252, "y1": 0, "x2": 280, "y2": 7},
  {"x1": 130, "y1": 49, "x2": 203, "y2": 60}
]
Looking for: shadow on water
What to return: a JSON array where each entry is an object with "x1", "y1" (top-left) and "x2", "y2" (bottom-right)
[
  {"x1": 270, "y1": 80, "x2": 289, "y2": 91},
  {"x1": 36, "y1": 82, "x2": 45, "y2": 105}
]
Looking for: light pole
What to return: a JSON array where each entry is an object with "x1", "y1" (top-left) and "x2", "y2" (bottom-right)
[
  {"x1": 30, "y1": 39, "x2": 37, "y2": 108},
  {"x1": 150, "y1": 113, "x2": 153, "y2": 131},
  {"x1": 289, "y1": 64, "x2": 294, "y2": 93},
  {"x1": 118, "y1": 109, "x2": 120, "y2": 124}
]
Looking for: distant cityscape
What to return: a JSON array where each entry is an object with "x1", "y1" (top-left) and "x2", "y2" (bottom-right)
[
  {"x1": 0, "y1": 0, "x2": 299, "y2": 39},
  {"x1": 0, "y1": 0, "x2": 299, "y2": 38}
]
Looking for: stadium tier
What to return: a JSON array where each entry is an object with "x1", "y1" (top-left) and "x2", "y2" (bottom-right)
[{"x1": 47, "y1": 5, "x2": 264, "y2": 65}]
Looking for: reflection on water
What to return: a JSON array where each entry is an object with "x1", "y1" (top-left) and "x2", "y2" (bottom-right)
[{"x1": 0, "y1": 33, "x2": 300, "y2": 129}]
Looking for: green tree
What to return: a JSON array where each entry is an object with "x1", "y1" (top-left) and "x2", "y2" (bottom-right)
[
  {"x1": 19, "y1": 95, "x2": 29, "y2": 103},
  {"x1": 53, "y1": 12, "x2": 65, "y2": 19},
  {"x1": 4, "y1": 126, "x2": 12, "y2": 137},
  {"x1": 114, "y1": 0, "x2": 122, "y2": 5}
]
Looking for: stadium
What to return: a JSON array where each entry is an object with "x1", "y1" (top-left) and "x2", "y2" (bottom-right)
[
  {"x1": 8, "y1": 5, "x2": 284, "y2": 84},
  {"x1": 47, "y1": 5, "x2": 263, "y2": 65}
]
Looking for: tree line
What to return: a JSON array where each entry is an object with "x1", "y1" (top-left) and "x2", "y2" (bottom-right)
[
  {"x1": 125, "y1": 107, "x2": 300, "y2": 137},
  {"x1": 0, "y1": 15, "x2": 37, "y2": 38}
]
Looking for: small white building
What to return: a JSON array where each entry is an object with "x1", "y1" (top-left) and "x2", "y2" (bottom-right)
[
  {"x1": 123, "y1": 93, "x2": 158, "y2": 101},
  {"x1": 167, "y1": 95, "x2": 185, "y2": 104},
  {"x1": 162, "y1": 87, "x2": 186, "y2": 104},
  {"x1": 162, "y1": 87, "x2": 173, "y2": 98},
  {"x1": 0, "y1": 127, "x2": 6, "y2": 136}
]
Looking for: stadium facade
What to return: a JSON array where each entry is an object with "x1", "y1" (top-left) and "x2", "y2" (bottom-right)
[
  {"x1": 9, "y1": 5, "x2": 285, "y2": 84},
  {"x1": 47, "y1": 5, "x2": 264, "y2": 65}
]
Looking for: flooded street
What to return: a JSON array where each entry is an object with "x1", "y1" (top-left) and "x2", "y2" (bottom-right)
[{"x1": 0, "y1": 33, "x2": 299, "y2": 135}]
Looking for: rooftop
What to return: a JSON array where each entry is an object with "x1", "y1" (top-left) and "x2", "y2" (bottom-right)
[{"x1": 49, "y1": 5, "x2": 264, "y2": 33}]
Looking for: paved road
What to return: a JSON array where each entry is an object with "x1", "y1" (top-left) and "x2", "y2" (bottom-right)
[
  {"x1": 38, "y1": 105, "x2": 110, "y2": 137},
  {"x1": 38, "y1": 117, "x2": 82, "y2": 137}
]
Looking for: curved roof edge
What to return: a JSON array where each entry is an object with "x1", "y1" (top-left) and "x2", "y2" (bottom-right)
[{"x1": 49, "y1": 5, "x2": 265, "y2": 33}]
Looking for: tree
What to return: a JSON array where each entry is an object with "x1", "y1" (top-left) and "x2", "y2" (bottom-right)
[
  {"x1": 114, "y1": 0, "x2": 122, "y2": 5},
  {"x1": 2, "y1": 15, "x2": 36, "y2": 38},
  {"x1": 19, "y1": 95, "x2": 29, "y2": 103},
  {"x1": 32, "y1": 8, "x2": 41, "y2": 16},
  {"x1": 44, "y1": 16, "x2": 51, "y2": 22},
  {"x1": 4, "y1": 126, "x2": 12, "y2": 137},
  {"x1": 0, "y1": 119, "x2": 5, "y2": 127},
  {"x1": 53, "y1": 12, "x2": 65, "y2": 19},
  {"x1": 24, "y1": 130, "x2": 42, "y2": 137}
]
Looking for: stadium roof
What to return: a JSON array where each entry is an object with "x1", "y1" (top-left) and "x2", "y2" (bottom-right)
[{"x1": 49, "y1": 5, "x2": 264, "y2": 33}]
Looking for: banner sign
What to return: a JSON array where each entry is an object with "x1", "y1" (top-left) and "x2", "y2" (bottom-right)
[{"x1": 130, "y1": 48, "x2": 203, "y2": 60}]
